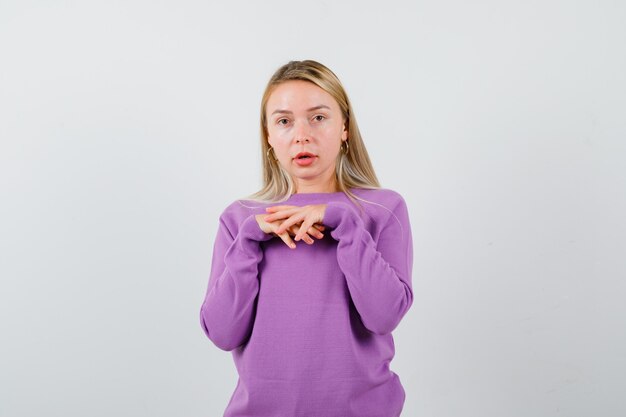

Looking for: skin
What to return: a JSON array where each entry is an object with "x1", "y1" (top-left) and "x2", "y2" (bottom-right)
[
  {"x1": 255, "y1": 80, "x2": 348, "y2": 248},
  {"x1": 255, "y1": 212, "x2": 325, "y2": 248}
]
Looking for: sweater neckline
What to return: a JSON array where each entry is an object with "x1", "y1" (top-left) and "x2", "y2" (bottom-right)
[
  {"x1": 282, "y1": 189, "x2": 367, "y2": 206},
  {"x1": 286, "y1": 192, "x2": 344, "y2": 202},
  {"x1": 290, "y1": 191, "x2": 345, "y2": 196},
  {"x1": 287, "y1": 188, "x2": 358, "y2": 200}
]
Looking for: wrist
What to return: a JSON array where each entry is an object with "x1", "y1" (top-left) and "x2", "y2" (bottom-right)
[{"x1": 242, "y1": 214, "x2": 274, "y2": 242}]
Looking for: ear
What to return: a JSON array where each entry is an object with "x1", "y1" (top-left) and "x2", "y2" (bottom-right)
[{"x1": 341, "y1": 120, "x2": 348, "y2": 141}]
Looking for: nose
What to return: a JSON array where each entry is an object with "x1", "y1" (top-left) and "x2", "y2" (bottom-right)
[{"x1": 293, "y1": 120, "x2": 311, "y2": 143}]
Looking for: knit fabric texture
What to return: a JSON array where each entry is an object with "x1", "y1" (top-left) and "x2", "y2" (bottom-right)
[{"x1": 200, "y1": 187, "x2": 414, "y2": 417}]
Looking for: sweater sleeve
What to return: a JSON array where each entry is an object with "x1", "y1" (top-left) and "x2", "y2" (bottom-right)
[
  {"x1": 323, "y1": 196, "x2": 414, "y2": 335},
  {"x1": 199, "y1": 212, "x2": 274, "y2": 351}
]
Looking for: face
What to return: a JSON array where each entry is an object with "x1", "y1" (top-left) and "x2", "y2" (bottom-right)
[{"x1": 265, "y1": 80, "x2": 348, "y2": 191}]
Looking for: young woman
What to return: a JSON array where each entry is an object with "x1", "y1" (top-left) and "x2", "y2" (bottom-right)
[{"x1": 199, "y1": 60, "x2": 414, "y2": 417}]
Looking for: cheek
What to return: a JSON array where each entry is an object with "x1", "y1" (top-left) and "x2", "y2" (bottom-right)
[
  {"x1": 267, "y1": 130, "x2": 284, "y2": 149},
  {"x1": 320, "y1": 127, "x2": 343, "y2": 152},
  {"x1": 268, "y1": 138, "x2": 290, "y2": 161},
  {"x1": 268, "y1": 125, "x2": 289, "y2": 142},
  {"x1": 321, "y1": 123, "x2": 343, "y2": 141}
]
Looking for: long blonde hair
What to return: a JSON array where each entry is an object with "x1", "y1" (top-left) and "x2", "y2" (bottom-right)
[{"x1": 245, "y1": 60, "x2": 380, "y2": 206}]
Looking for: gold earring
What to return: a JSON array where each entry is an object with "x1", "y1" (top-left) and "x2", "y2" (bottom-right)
[
  {"x1": 341, "y1": 140, "x2": 349, "y2": 155},
  {"x1": 266, "y1": 146, "x2": 278, "y2": 161}
]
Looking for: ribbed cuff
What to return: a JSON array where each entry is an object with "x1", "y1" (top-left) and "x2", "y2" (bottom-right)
[
  {"x1": 239, "y1": 214, "x2": 275, "y2": 242},
  {"x1": 323, "y1": 201, "x2": 346, "y2": 228},
  {"x1": 324, "y1": 201, "x2": 365, "y2": 242}
]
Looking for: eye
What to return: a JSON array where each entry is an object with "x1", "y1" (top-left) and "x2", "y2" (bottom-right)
[
  {"x1": 277, "y1": 118, "x2": 289, "y2": 125},
  {"x1": 313, "y1": 115, "x2": 325, "y2": 122}
]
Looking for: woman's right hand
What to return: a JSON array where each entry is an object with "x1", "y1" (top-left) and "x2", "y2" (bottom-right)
[{"x1": 255, "y1": 213, "x2": 325, "y2": 249}]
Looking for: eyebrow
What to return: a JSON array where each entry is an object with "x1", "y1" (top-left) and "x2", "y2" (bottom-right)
[{"x1": 270, "y1": 105, "x2": 331, "y2": 116}]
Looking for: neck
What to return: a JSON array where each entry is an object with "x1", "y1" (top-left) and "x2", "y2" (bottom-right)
[{"x1": 294, "y1": 177, "x2": 338, "y2": 194}]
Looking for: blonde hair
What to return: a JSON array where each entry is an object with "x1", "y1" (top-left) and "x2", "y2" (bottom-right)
[{"x1": 244, "y1": 60, "x2": 381, "y2": 207}]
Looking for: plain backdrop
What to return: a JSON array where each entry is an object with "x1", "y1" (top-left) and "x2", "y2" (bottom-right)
[{"x1": 1, "y1": 1, "x2": 624, "y2": 416}]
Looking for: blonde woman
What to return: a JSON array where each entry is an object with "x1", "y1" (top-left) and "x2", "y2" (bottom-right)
[{"x1": 200, "y1": 60, "x2": 414, "y2": 417}]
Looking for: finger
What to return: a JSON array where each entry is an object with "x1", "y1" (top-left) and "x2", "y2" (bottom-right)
[
  {"x1": 276, "y1": 213, "x2": 306, "y2": 235},
  {"x1": 265, "y1": 205, "x2": 297, "y2": 213},
  {"x1": 300, "y1": 232, "x2": 315, "y2": 244},
  {"x1": 313, "y1": 224, "x2": 326, "y2": 232},
  {"x1": 289, "y1": 224, "x2": 316, "y2": 244},
  {"x1": 295, "y1": 218, "x2": 315, "y2": 241},
  {"x1": 264, "y1": 207, "x2": 301, "y2": 223},
  {"x1": 290, "y1": 224, "x2": 315, "y2": 244},
  {"x1": 308, "y1": 226, "x2": 324, "y2": 239},
  {"x1": 277, "y1": 230, "x2": 296, "y2": 249}
]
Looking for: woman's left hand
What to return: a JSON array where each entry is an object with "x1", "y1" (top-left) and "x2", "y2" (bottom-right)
[{"x1": 263, "y1": 204, "x2": 327, "y2": 242}]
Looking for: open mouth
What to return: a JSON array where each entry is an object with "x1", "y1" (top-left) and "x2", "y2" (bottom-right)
[{"x1": 294, "y1": 152, "x2": 317, "y2": 166}]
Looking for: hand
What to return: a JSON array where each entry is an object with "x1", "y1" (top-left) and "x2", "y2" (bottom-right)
[
  {"x1": 255, "y1": 209, "x2": 325, "y2": 249},
  {"x1": 263, "y1": 204, "x2": 327, "y2": 243}
]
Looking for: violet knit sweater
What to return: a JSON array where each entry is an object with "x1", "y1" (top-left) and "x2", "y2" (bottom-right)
[{"x1": 199, "y1": 187, "x2": 414, "y2": 417}]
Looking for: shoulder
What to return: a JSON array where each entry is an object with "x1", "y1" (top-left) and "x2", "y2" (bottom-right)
[
  {"x1": 349, "y1": 187, "x2": 410, "y2": 233},
  {"x1": 218, "y1": 199, "x2": 270, "y2": 234},
  {"x1": 352, "y1": 187, "x2": 408, "y2": 214},
  {"x1": 221, "y1": 199, "x2": 268, "y2": 216}
]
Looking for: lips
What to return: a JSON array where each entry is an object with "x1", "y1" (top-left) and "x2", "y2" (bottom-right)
[
  {"x1": 294, "y1": 152, "x2": 316, "y2": 160},
  {"x1": 293, "y1": 152, "x2": 317, "y2": 167}
]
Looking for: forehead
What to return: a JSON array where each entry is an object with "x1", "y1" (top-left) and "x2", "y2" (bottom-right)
[{"x1": 266, "y1": 80, "x2": 338, "y2": 111}]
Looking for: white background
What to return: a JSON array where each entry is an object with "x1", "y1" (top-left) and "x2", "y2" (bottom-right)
[{"x1": 1, "y1": 1, "x2": 624, "y2": 416}]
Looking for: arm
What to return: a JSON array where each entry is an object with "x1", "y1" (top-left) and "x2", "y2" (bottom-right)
[
  {"x1": 323, "y1": 196, "x2": 414, "y2": 335},
  {"x1": 199, "y1": 212, "x2": 274, "y2": 351}
]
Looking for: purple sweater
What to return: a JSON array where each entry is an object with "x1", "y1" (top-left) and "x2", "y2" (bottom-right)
[{"x1": 199, "y1": 188, "x2": 414, "y2": 417}]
